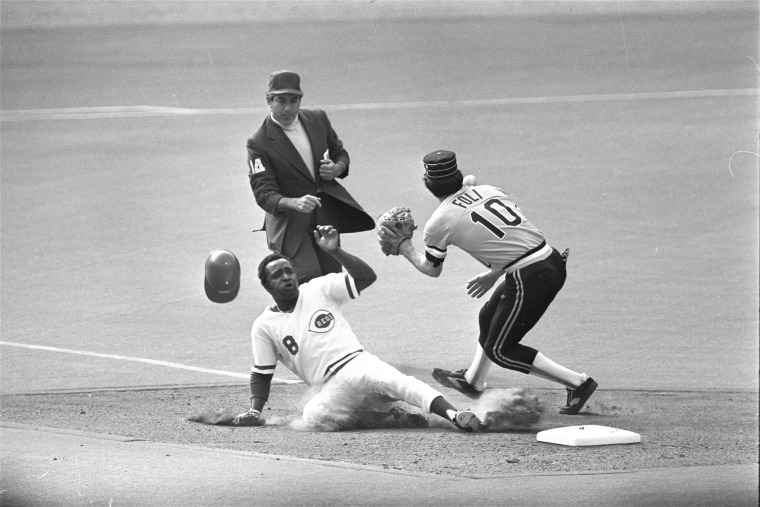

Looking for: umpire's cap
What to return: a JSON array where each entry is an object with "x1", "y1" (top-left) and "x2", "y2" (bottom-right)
[
  {"x1": 268, "y1": 70, "x2": 303, "y2": 96},
  {"x1": 204, "y1": 250, "x2": 241, "y2": 304},
  {"x1": 423, "y1": 150, "x2": 460, "y2": 179}
]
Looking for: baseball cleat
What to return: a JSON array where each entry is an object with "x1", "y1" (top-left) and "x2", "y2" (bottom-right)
[
  {"x1": 453, "y1": 410, "x2": 482, "y2": 432},
  {"x1": 559, "y1": 377, "x2": 598, "y2": 415},
  {"x1": 431, "y1": 368, "x2": 484, "y2": 399}
]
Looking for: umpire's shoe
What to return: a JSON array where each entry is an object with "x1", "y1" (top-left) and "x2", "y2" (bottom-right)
[
  {"x1": 453, "y1": 410, "x2": 482, "y2": 432},
  {"x1": 559, "y1": 377, "x2": 598, "y2": 415},
  {"x1": 432, "y1": 368, "x2": 484, "y2": 399}
]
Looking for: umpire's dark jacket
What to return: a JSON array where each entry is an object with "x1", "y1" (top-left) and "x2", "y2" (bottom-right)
[{"x1": 247, "y1": 109, "x2": 375, "y2": 258}]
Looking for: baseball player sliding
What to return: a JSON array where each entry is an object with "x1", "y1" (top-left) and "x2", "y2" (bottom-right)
[
  {"x1": 235, "y1": 224, "x2": 482, "y2": 432},
  {"x1": 377, "y1": 150, "x2": 597, "y2": 415}
]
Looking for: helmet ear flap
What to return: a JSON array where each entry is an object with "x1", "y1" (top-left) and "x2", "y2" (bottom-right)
[{"x1": 204, "y1": 250, "x2": 241, "y2": 303}]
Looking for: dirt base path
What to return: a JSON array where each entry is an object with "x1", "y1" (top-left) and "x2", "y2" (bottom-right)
[{"x1": 2, "y1": 384, "x2": 756, "y2": 477}]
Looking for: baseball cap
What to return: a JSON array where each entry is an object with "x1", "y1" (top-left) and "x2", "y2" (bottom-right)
[
  {"x1": 268, "y1": 70, "x2": 303, "y2": 96},
  {"x1": 423, "y1": 150, "x2": 460, "y2": 179}
]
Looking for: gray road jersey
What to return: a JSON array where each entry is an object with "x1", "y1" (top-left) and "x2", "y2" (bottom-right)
[{"x1": 423, "y1": 184, "x2": 545, "y2": 270}]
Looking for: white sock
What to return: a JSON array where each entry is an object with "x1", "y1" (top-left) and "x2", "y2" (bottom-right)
[
  {"x1": 529, "y1": 368, "x2": 568, "y2": 386},
  {"x1": 531, "y1": 352, "x2": 586, "y2": 388},
  {"x1": 464, "y1": 344, "x2": 492, "y2": 390}
]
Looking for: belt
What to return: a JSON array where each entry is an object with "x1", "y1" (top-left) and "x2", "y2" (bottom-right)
[{"x1": 504, "y1": 241, "x2": 553, "y2": 274}]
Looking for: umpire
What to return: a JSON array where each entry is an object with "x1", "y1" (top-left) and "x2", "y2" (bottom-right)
[{"x1": 247, "y1": 70, "x2": 375, "y2": 283}]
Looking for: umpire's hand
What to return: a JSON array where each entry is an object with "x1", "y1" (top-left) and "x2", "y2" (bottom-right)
[
  {"x1": 283, "y1": 195, "x2": 322, "y2": 213},
  {"x1": 318, "y1": 159, "x2": 345, "y2": 180}
]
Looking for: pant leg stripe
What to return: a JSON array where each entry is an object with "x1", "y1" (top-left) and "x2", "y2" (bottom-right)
[
  {"x1": 490, "y1": 270, "x2": 531, "y2": 372},
  {"x1": 495, "y1": 270, "x2": 523, "y2": 360}
]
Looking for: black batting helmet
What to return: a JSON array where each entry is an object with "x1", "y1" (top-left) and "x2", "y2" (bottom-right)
[{"x1": 204, "y1": 250, "x2": 241, "y2": 304}]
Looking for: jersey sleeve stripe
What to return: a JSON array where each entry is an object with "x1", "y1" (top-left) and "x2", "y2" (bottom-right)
[
  {"x1": 344, "y1": 273, "x2": 358, "y2": 299},
  {"x1": 252, "y1": 363, "x2": 276, "y2": 375},
  {"x1": 425, "y1": 250, "x2": 445, "y2": 264}
]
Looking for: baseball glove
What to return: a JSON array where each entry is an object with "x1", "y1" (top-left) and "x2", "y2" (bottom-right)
[{"x1": 377, "y1": 207, "x2": 417, "y2": 256}]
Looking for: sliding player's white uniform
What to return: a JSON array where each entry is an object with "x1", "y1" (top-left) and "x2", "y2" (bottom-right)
[{"x1": 250, "y1": 272, "x2": 442, "y2": 413}]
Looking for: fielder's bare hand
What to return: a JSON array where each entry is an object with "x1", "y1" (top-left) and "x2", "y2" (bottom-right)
[
  {"x1": 314, "y1": 225, "x2": 340, "y2": 252},
  {"x1": 318, "y1": 159, "x2": 345, "y2": 181},
  {"x1": 466, "y1": 269, "x2": 503, "y2": 298}
]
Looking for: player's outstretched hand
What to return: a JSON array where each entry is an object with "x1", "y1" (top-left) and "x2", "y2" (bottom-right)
[
  {"x1": 232, "y1": 408, "x2": 264, "y2": 426},
  {"x1": 314, "y1": 225, "x2": 340, "y2": 252},
  {"x1": 466, "y1": 269, "x2": 503, "y2": 298}
]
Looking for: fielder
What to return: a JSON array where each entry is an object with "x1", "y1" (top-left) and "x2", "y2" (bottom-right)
[
  {"x1": 236, "y1": 224, "x2": 482, "y2": 431},
  {"x1": 377, "y1": 150, "x2": 597, "y2": 415}
]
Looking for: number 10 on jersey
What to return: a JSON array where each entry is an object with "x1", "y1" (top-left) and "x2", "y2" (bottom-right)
[{"x1": 470, "y1": 198, "x2": 523, "y2": 238}]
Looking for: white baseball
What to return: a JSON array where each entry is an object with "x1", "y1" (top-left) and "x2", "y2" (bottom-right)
[{"x1": 463, "y1": 175, "x2": 477, "y2": 186}]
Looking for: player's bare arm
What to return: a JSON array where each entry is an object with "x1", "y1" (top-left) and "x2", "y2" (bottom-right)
[
  {"x1": 249, "y1": 372, "x2": 272, "y2": 412},
  {"x1": 314, "y1": 225, "x2": 377, "y2": 290},
  {"x1": 397, "y1": 239, "x2": 443, "y2": 278}
]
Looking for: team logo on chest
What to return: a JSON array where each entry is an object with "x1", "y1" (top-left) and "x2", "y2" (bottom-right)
[{"x1": 309, "y1": 310, "x2": 335, "y2": 333}]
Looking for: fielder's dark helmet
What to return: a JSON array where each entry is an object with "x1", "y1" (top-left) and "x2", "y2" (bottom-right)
[{"x1": 204, "y1": 250, "x2": 241, "y2": 303}]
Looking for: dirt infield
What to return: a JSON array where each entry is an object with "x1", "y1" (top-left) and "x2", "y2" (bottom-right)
[{"x1": 1, "y1": 384, "x2": 756, "y2": 477}]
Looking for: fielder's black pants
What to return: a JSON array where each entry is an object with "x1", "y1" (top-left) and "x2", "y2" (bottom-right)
[{"x1": 478, "y1": 248, "x2": 567, "y2": 374}]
